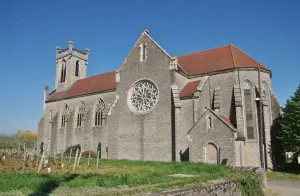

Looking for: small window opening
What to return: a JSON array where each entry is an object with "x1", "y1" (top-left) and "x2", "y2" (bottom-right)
[
  {"x1": 140, "y1": 42, "x2": 147, "y2": 62},
  {"x1": 61, "y1": 115, "x2": 66, "y2": 127},
  {"x1": 75, "y1": 60, "x2": 79, "y2": 77},
  {"x1": 60, "y1": 60, "x2": 67, "y2": 83},
  {"x1": 208, "y1": 117, "x2": 212, "y2": 128}
]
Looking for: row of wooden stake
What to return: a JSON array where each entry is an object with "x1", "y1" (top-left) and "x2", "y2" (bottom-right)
[{"x1": 37, "y1": 149, "x2": 101, "y2": 173}]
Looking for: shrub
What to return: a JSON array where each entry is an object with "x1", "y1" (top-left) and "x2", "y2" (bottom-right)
[
  {"x1": 81, "y1": 150, "x2": 97, "y2": 158},
  {"x1": 64, "y1": 144, "x2": 81, "y2": 157}
]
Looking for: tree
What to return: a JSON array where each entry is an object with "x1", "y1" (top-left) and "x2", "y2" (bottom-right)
[{"x1": 278, "y1": 83, "x2": 300, "y2": 152}]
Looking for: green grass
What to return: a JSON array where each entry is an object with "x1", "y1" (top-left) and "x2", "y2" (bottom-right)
[
  {"x1": 0, "y1": 159, "x2": 263, "y2": 196},
  {"x1": 267, "y1": 171, "x2": 300, "y2": 181}
]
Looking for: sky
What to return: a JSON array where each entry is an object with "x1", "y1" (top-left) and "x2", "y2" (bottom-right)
[{"x1": 0, "y1": 0, "x2": 299, "y2": 134}]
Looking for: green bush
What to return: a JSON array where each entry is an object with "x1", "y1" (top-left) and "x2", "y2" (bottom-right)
[
  {"x1": 64, "y1": 144, "x2": 81, "y2": 156},
  {"x1": 81, "y1": 150, "x2": 97, "y2": 158}
]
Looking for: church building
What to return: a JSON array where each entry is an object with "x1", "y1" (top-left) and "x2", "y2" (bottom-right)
[{"x1": 37, "y1": 29, "x2": 280, "y2": 168}]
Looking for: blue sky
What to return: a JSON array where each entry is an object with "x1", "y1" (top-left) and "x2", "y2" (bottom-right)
[{"x1": 0, "y1": 0, "x2": 299, "y2": 134}]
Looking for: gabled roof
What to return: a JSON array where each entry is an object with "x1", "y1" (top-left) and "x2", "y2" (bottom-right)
[
  {"x1": 179, "y1": 80, "x2": 201, "y2": 98},
  {"x1": 187, "y1": 108, "x2": 236, "y2": 135},
  {"x1": 47, "y1": 71, "x2": 116, "y2": 102},
  {"x1": 177, "y1": 44, "x2": 268, "y2": 76},
  {"x1": 220, "y1": 115, "x2": 236, "y2": 130},
  {"x1": 46, "y1": 33, "x2": 270, "y2": 102}
]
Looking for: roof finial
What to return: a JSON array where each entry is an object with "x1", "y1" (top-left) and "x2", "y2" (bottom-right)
[
  {"x1": 68, "y1": 40, "x2": 74, "y2": 50},
  {"x1": 142, "y1": 29, "x2": 149, "y2": 34}
]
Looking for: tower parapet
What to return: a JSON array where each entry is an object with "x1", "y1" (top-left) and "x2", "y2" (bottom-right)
[
  {"x1": 54, "y1": 41, "x2": 90, "y2": 91},
  {"x1": 56, "y1": 41, "x2": 89, "y2": 63}
]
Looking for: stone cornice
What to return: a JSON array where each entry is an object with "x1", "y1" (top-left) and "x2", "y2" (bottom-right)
[
  {"x1": 171, "y1": 84, "x2": 182, "y2": 108},
  {"x1": 56, "y1": 49, "x2": 88, "y2": 61},
  {"x1": 175, "y1": 67, "x2": 271, "y2": 80}
]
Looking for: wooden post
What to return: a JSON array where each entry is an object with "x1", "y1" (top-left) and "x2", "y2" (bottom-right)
[
  {"x1": 77, "y1": 151, "x2": 82, "y2": 166},
  {"x1": 88, "y1": 150, "x2": 91, "y2": 167},
  {"x1": 72, "y1": 148, "x2": 79, "y2": 171},
  {"x1": 68, "y1": 148, "x2": 73, "y2": 165},
  {"x1": 53, "y1": 151, "x2": 57, "y2": 164},
  {"x1": 23, "y1": 151, "x2": 26, "y2": 167},
  {"x1": 60, "y1": 153, "x2": 63, "y2": 165},
  {"x1": 23, "y1": 143, "x2": 26, "y2": 154},
  {"x1": 37, "y1": 151, "x2": 45, "y2": 173},
  {"x1": 96, "y1": 150, "x2": 100, "y2": 169}
]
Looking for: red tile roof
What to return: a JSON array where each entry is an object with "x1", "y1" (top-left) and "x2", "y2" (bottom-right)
[
  {"x1": 179, "y1": 80, "x2": 201, "y2": 98},
  {"x1": 46, "y1": 44, "x2": 269, "y2": 102},
  {"x1": 18, "y1": 130, "x2": 38, "y2": 137},
  {"x1": 47, "y1": 71, "x2": 116, "y2": 102},
  {"x1": 177, "y1": 44, "x2": 268, "y2": 76},
  {"x1": 221, "y1": 116, "x2": 235, "y2": 128}
]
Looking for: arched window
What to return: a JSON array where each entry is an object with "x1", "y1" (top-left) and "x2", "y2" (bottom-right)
[
  {"x1": 206, "y1": 116, "x2": 213, "y2": 129},
  {"x1": 61, "y1": 104, "x2": 69, "y2": 128},
  {"x1": 208, "y1": 117, "x2": 212, "y2": 128},
  {"x1": 95, "y1": 98, "x2": 105, "y2": 126},
  {"x1": 75, "y1": 60, "x2": 79, "y2": 77},
  {"x1": 140, "y1": 42, "x2": 147, "y2": 62},
  {"x1": 77, "y1": 101, "x2": 86, "y2": 127},
  {"x1": 243, "y1": 81, "x2": 256, "y2": 139},
  {"x1": 60, "y1": 59, "x2": 67, "y2": 83}
]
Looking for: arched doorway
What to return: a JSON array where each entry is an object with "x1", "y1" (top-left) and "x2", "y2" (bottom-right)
[{"x1": 205, "y1": 143, "x2": 218, "y2": 164}]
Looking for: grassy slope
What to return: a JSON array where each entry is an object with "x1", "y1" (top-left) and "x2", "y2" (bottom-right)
[
  {"x1": 267, "y1": 171, "x2": 300, "y2": 181},
  {"x1": 0, "y1": 159, "x2": 263, "y2": 196}
]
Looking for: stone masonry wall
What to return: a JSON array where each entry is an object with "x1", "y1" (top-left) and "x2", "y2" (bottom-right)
[
  {"x1": 189, "y1": 110, "x2": 236, "y2": 165},
  {"x1": 113, "y1": 32, "x2": 172, "y2": 161},
  {"x1": 39, "y1": 91, "x2": 115, "y2": 155},
  {"x1": 147, "y1": 180, "x2": 241, "y2": 196}
]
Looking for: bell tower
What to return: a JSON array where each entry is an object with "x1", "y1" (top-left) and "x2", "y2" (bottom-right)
[{"x1": 55, "y1": 41, "x2": 90, "y2": 91}]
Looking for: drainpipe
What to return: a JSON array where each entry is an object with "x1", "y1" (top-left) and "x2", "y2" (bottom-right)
[{"x1": 258, "y1": 68, "x2": 266, "y2": 169}]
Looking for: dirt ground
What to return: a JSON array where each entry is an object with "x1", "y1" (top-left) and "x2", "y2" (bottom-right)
[{"x1": 267, "y1": 180, "x2": 300, "y2": 196}]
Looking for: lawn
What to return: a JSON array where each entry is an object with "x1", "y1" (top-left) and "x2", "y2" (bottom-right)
[
  {"x1": 267, "y1": 170, "x2": 300, "y2": 181},
  {"x1": 0, "y1": 159, "x2": 263, "y2": 196}
]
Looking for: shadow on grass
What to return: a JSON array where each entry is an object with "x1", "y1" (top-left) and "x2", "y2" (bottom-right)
[{"x1": 28, "y1": 174, "x2": 79, "y2": 196}]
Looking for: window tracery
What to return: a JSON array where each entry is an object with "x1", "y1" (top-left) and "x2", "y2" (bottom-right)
[
  {"x1": 61, "y1": 104, "x2": 69, "y2": 128},
  {"x1": 243, "y1": 81, "x2": 256, "y2": 139},
  {"x1": 95, "y1": 98, "x2": 105, "y2": 126},
  {"x1": 77, "y1": 101, "x2": 86, "y2": 127},
  {"x1": 128, "y1": 79, "x2": 158, "y2": 114}
]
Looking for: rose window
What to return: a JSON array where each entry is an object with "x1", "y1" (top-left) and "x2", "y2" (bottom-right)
[{"x1": 128, "y1": 80, "x2": 158, "y2": 114}]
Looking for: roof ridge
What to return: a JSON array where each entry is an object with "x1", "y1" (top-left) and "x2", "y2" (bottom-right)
[
  {"x1": 229, "y1": 44, "x2": 236, "y2": 68},
  {"x1": 230, "y1": 44, "x2": 259, "y2": 67},
  {"x1": 177, "y1": 44, "x2": 229, "y2": 58},
  {"x1": 186, "y1": 108, "x2": 236, "y2": 135},
  {"x1": 144, "y1": 31, "x2": 172, "y2": 59},
  {"x1": 207, "y1": 109, "x2": 236, "y2": 131}
]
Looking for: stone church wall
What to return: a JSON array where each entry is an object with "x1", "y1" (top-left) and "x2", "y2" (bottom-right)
[
  {"x1": 175, "y1": 99, "x2": 194, "y2": 161},
  {"x1": 113, "y1": 33, "x2": 172, "y2": 161},
  {"x1": 41, "y1": 91, "x2": 115, "y2": 155},
  {"x1": 189, "y1": 110, "x2": 236, "y2": 165},
  {"x1": 236, "y1": 70, "x2": 271, "y2": 167},
  {"x1": 207, "y1": 71, "x2": 236, "y2": 118}
]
